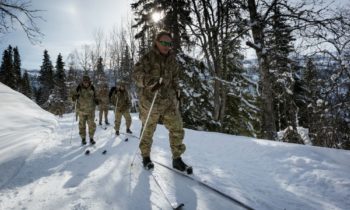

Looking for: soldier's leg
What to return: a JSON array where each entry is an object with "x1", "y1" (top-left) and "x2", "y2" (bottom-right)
[
  {"x1": 124, "y1": 111, "x2": 132, "y2": 129},
  {"x1": 98, "y1": 106, "x2": 103, "y2": 124},
  {"x1": 162, "y1": 109, "x2": 186, "y2": 159},
  {"x1": 104, "y1": 107, "x2": 109, "y2": 123},
  {"x1": 114, "y1": 111, "x2": 122, "y2": 131},
  {"x1": 139, "y1": 105, "x2": 160, "y2": 158},
  {"x1": 78, "y1": 113, "x2": 87, "y2": 140},
  {"x1": 87, "y1": 111, "x2": 96, "y2": 139}
]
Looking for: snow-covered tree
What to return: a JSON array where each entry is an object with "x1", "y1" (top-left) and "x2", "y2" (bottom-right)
[
  {"x1": 38, "y1": 50, "x2": 54, "y2": 107},
  {"x1": 13, "y1": 47, "x2": 22, "y2": 91},
  {"x1": 0, "y1": 45, "x2": 15, "y2": 89},
  {"x1": 21, "y1": 70, "x2": 33, "y2": 99}
]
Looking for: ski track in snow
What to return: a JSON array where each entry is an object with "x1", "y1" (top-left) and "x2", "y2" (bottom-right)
[{"x1": 0, "y1": 113, "x2": 250, "y2": 210}]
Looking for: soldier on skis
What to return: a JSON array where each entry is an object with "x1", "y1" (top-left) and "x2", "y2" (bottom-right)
[
  {"x1": 72, "y1": 75, "x2": 99, "y2": 145},
  {"x1": 97, "y1": 83, "x2": 110, "y2": 126},
  {"x1": 132, "y1": 31, "x2": 192, "y2": 174},
  {"x1": 109, "y1": 81, "x2": 133, "y2": 136}
]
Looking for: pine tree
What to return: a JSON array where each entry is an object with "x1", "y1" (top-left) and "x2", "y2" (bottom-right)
[
  {"x1": 265, "y1": 5, "x2": 298, "y2": 135},
  {"x1": 0, "y1": 45, "x2": 16, "y2": 89},
  {"x1": 54, "y1": 53, "x2": 67, "y2": 101},
  {"x1": 21, "y1": 70, "x2": 33, "y2": 98},
  {"x1": 13, "y1": 47, "x2": 22, "y2": 91},
  {"x1": 178, "y1": 54, "x2": 216, "y2": 130},
  {"x1": 223, "y1": 54, "x2": 261, "y2": 137},
  {"x1": 119, "y1": 45, "x2": 133, "y2": 83},
  {"x1": 38, "y1": 50, "x2": 54, "y2": 107},
  {"x1": 297, "y1": 58, "x2": 318, "y2": 128}
]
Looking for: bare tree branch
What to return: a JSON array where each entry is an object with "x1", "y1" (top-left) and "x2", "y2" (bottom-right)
[{"x1": 0, "y1": 0, "x2": 44, "y2": 44}]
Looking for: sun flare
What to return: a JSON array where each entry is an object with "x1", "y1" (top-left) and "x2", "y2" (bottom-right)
[{"x1": 152, "y1": 11, "x2": 163, "y2": 23}]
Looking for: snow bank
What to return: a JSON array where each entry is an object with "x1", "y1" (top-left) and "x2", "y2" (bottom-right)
[{"x1": 0, "y1": 83, "x2": 57, "y2": 187}]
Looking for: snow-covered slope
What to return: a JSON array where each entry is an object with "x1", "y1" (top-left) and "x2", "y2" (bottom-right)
[
  {"x1": 0, "y1": 83, "x2": 57, "y2": 188},
  {"x1": 0, "y1": 82, "x2": 349, "y2": 210}
]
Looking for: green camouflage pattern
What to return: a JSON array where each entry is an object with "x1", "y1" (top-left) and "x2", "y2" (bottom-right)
[
  {"x1": 73, "y1": 84, "x2": 96, "y2": 139},
  {"x1": 110, "y1": 89, "x2": 131, "y2": 112},
  {"x1": 115, "y1": 111, "x2": 132, "y2": 131},
  {"x1": 132, "y1": 47, "x2": 186, "y2": 159},
  {"x1": 110, "y1": 89, "x2": 132, "y2": 131},
  {"x1": 78, "y1": 112, "x2": 96, "y2": 139},
  {"x1": 97, "y1": 86, "x2": 109, "y2": 123}
]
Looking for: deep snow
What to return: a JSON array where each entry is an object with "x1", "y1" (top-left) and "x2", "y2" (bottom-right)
[{"x1": 0, "y1": 82, "x2": 350, "y2": 210}]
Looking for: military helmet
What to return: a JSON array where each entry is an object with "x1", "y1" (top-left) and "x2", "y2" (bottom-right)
[{"x1": 82, "y1": 75, "x2": 91, "y2": 82}]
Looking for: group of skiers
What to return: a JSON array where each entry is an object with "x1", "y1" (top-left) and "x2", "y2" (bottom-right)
[{"x1": 72, "y1": 31, "x2": 192, "y2": 174}]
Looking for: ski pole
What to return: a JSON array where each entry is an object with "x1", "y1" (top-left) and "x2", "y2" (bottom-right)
[
  {"x1": 130, "y1": 78, "x2": 162, "y2": 167},
  {"x1": 70, "y1": 99, "x2": 78, "y2": 145},
  {"x1": 112, "y1": 94, "x2": 119, "y2": 135}
]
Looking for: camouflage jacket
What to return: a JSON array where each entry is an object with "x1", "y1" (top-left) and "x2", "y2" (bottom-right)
[
  {"x1": 110, "y1": 89, "x2": 131, "y2": 112},
  {"x1": 74, "y1": 84, "x2": 97, "y2": 114},
  {"x1": 132, "y1": 47, "x2": 180, "y2": 109},
  {"x1": 97, "y1": 87, "x2": 109, "y2": 106}
]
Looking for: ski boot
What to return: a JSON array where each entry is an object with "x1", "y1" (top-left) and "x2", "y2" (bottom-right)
[
  {"x1": 105, "y1": 121, "x2": 110, "y2": 125},
  {"x1": 99, "y1": 122, "x2": 102, "y2": 126},
  {"x1": 142, "y1": 156, "x2": 154, "y2": 170},
  {"x1": 115, "y1": 130, "x2": 119, "y2": 136},
  {"x1": 173, "y1": 157, "x2": 193, "y2": 174},
  {"x1": 126, "y1": 128, "x2": 133, "y2": 134},
  {"x1": 81, "y1": 138, "x2": 87, "y2": 145},
  {"x1": 90, "y1": 138, "x2": 96, "y2": 145}
]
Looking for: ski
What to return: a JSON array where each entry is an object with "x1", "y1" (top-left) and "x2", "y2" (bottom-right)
[
  {"x1": 119, "y1": 132, "x2": 139, "y2": 142},
  {"x1": 119, "y1": 132, "x2": 140, "y2": 139},
  {"x1": 134, "y1": 156, "x2": 184, "y2": 209},
  {"x1": 150, "y1": 166, "x2": 184, "y2": 210},
  {"x1": 84, "y1": 144, "x2": 107, "y2": 155},
  {"x1": 99, "y1": 124, "x2": 108, "y2": 130},
  {"x1": 153, "y1": 160, "x2": 254, "y2": 210}
]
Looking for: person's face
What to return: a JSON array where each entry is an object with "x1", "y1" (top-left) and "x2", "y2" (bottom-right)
[
  {"x1": 83, "y1": 80, "x2": 90, "y2": 87},
  {"x1": 155, "y1": 35, "x2": 173, "y2": 55}
]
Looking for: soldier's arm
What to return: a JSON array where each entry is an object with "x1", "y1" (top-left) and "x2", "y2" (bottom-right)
[
  {"x1": 172, "y1": 60, "x2": 181, "y2": 97},
  {"x1": 132, "y1": 55, "x2": 154, "y2": 88},
  {"x1": 72, "y1": 85, "x2": 81, "y2": 101},
  {"x1": 126, "y1": 91, "x2": 132, "y2": 108}
]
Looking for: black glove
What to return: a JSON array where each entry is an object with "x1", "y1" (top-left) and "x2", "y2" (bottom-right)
[
  {"x1": 176, "y1": 90, "x2": 181, "y2": 100},
  {"x1": 150, "y1": 78, "x2": 163, "y2": 92},
  {"x1": 94, "y1": 99, "x2": 99, "y2": 105},
  {"x1": 109, "y1": 86, "x2": 116, "y2": 98},
  {"x1": 72, "y1": 94, "x2": 79, "y2": 101}
]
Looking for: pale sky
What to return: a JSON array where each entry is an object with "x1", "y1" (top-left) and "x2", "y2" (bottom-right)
[{"x1": 0, "y1": 0, "x2": 132, "y2": 69}]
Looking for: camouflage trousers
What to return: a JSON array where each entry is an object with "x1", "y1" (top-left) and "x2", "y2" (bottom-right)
[
  {"x1": 99, "y1": 105, "x2": 109, "y2": 123},
  {"x1": 114, "y1": 110, "x2": 132, "y2": 131},
  {"x1": 139, "y1": 101, "x2": 186, "y2": 159},
  {"x1": 78, "y1": 111, "x2": 96, "y2": 139}
]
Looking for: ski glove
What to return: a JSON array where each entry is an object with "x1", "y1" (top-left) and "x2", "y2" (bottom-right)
[
  {"x1": 109, "y1": 86, "x2": 116, "y2": 98},
  {"x1": 176, "y1": 90, "x2": 181, "y2": 100},
  {"x1": 72, "y1": 94, "x2": 79, "y2": 101},
  {"x1": 94, "y1": 98, "x2": 100, "y2": 105},
  {"x1": 150, "y1": 78, "x2": 163, "y2": 92}
]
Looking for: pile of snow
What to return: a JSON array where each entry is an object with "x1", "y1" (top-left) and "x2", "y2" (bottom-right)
[
  {"x1": 0, "y1": 83, "x2": 57, "y2": 187},
  {"x1": 0, "y1": 82, "x2": 350, "y2": 210}
]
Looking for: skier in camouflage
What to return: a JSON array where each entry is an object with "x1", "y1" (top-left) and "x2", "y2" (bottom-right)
[
  {"x1": 72, "y1": 75, "x2": 98, "y2": 145},
  {"x1": 97, "y1": 83, "x2": 110, "y2": 126},
  {"x1": 109, "y1": 82, "x2": 133, "y2": 136},
  {"x1": 132, "y1": 31, "x2": 192, "y2": 173}
]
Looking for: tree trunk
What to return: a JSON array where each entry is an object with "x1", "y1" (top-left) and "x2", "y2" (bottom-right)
[{"x1": 247, "y1": 0, "x2": 277, "y2": 140}]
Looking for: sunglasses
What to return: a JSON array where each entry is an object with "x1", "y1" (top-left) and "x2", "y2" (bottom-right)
[{"x1": 158, "y1": 40, "x2": 173, "y2": 47}]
